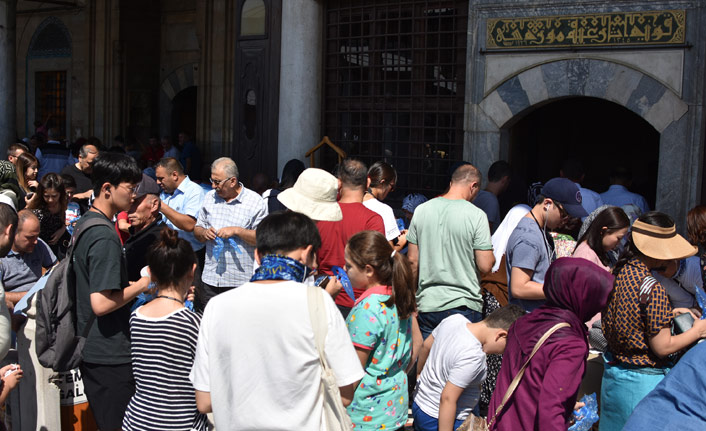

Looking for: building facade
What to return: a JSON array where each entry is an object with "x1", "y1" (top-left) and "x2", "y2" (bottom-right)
[{"x1": 4, "y1": 0, "x2": 705, "y2": 224}]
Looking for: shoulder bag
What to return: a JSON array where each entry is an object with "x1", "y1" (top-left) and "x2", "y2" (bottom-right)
[
  {"x1": 456, "y1": 322, "x2": 571, "y2": 431},
  {"x1": 307, "y1": 284, "x2": 355, "y2": 430}
]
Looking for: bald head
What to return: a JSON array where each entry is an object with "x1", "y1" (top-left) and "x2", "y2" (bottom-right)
[
  {"x1": 14, "y1": 210, "x2": 40, "y2": 254},
  {"x1": 451, "y1": 164, "x2": 481, "y2": 185}
]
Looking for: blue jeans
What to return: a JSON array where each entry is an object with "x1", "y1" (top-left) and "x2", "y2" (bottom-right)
[
  {"x1": 412, "y1": 401, "x2": 463, "y2": 431},
  {"x1": 417, "y1": 307, "x2": 482, "y2": 340}
]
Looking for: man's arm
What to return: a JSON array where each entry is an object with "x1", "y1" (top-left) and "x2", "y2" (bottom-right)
[
  {"x1": 193, "y1": 225, "x2": 216, "y2": 242},
  {"x1": 416, "y1": 333, "x2": 434, "y2": 377},
  {"x1": 407, "y1": 243, "x2": 419, "y2": 281},
  {"x1": 216, "y1": 227, "x2": 256, "y2": 246},
  {"x1": 510, "y1": 267, "x2": 545, "y2": 300},
  {"x1": 474, "y1": 249, "x2": 495, "y2": 276},
  {"x1": 438, "y1": 382, "x2": 465, "y2": 431},
  {"x1": 5, "y1": 291, "x2": 26, "y2": 308},
  {"x1": 160, "y1": 202, "x2": 197, "y2": 232},
  {"x1": 89, "y1": 277, "x2": 150, "y2": 316},
  {"x1": 73, "y1": 190, "x2": 93, "y2": 200},
  {"x1": 195, "y1": 390, "x2": 212, "y2": 414}
]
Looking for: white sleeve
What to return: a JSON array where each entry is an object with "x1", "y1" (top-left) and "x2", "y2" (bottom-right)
[
  {"x1": 380, "y1": 205, "x2": 401, "y2": 241},
  {"x1": 322, "y1": 293, "x2": 365, "y2": 386},
  {"x1": 190, "y1": 302, "x2": 212, "y2": 392}
]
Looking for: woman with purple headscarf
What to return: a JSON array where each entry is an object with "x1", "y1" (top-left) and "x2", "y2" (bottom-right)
[{"x1": 488, "y1": 258, "x2": 614, "y2": 430}]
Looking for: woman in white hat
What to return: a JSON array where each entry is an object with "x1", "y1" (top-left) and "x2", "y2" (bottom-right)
[{"x1": 600, "y1": 211, "x2": 706, "y2": 431}]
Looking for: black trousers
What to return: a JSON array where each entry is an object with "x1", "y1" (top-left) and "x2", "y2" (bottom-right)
[{"x1": 80, "y1": 361, "x2": 135, "y2": 431}]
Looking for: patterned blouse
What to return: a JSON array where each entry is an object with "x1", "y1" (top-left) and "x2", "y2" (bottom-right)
[
  {"x1": 346, "y1": 285, "x2": 413, "y2": 430},
  {"x1": 602, "y1": 258, "x2": 672, "y2": 367},
  {"x1": 31, "y1": 208, "x2": 65, "y2": 245}
]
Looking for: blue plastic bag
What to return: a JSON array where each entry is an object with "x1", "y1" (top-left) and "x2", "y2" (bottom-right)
[
  {"x1": 694, "y1": 286, "x2": 706, "y2": 319},
  {"x1": 213, "y1": 237, "x2": 242, "y2": 260},
  {"x1": 331, "y1": 265, "x2": 356, "y2": 302},
  {"x1": 569, "y1": 393, "x2": 599, "y2": 431}
]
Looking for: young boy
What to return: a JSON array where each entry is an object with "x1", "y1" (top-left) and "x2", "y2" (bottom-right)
[{"x1": 412, "y1": 305, "x2": 525, "y2": 431}]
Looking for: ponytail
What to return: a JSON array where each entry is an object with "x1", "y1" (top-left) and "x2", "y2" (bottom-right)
[
  {"x1": 386, "y1": 251, "x2": 416, "y2": 319},
  {"x1": 346, "y1": 231, "x2": 417, "y2": 319}
]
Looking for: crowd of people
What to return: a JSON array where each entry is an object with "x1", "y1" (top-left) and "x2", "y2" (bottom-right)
[{"x1": 0, "y1": 129, "x2": 701, "y2": 431}]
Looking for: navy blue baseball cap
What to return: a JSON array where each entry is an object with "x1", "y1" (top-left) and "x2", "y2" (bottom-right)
[{"x1": 541, "y1": 178, "x2": 588, "y2": 218}]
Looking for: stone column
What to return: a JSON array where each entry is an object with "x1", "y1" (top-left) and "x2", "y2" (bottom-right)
[
  {"x1": 0, "y1": 0, "x2": 16, "y2": 156},
  {"x1": 277, "y1": 0, "x2": 323, "y2": 172}
]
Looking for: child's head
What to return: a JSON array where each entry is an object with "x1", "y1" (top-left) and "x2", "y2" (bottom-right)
[
  {"x1": 59, "y1": 174, "x2": 77, "y2": 200},
  {"x1": 147, "y1": 227, "x2": 197, "y2": 292},
  {"x1": 481, "y1": 304, "x2": 525, "y2": 354},
  {"x1": 345, "y1": 230, "x2": 416, "y2": 319},
  {"x1": 255, "y1": 211, "x2": 321, "y2": 267}
]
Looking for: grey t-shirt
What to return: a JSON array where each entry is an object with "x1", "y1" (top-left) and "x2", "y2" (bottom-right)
[
  {"x1": 0, "y1": 239, "x2": 56, "y2": 292},
  {"x1": 506, "y1": 217, "x2": 552, "y2": 312},
  {"x1": 473, "y1": 190, "x2": 500, "y2": 234}
]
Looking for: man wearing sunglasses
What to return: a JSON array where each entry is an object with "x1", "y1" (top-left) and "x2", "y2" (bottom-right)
[
  {"x1": 193, "y1": 157, "x2": 266, "y2": 310},
  {"x1": 506, "y1": 177, "x2": 588, "y2": 312}
]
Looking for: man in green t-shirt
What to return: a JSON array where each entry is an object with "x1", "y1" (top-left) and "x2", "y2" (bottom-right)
[{"x1": 407, "y1": 163, "x2": 495, "y2": 339}]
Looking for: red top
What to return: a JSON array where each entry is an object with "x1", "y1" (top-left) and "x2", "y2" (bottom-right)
[
  {"x1": 316, "y1": 202, "x2": 384, "y2": 308},
  {"x1": 115, "y1": 211, "x2": 130, "y2": 244}
]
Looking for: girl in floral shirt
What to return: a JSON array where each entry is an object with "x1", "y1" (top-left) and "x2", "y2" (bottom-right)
[{"x1": 345, "y1": 230, "x2": 419, "y2": 430}]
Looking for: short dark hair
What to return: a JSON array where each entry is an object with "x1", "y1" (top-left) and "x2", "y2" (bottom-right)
[
  {"x1": 561, "y1": 159, "x2": 584, "y2": 182},
  {"x1": 60, "y1": 173, "x2": 77, "y2": 189},
  {"x1": 256, "y1": 211, "x2": 322, "y2": 256},
  {"x1": 488, "y1": 160, "x2": 511, "y2": 182},
  {"x1": 484, "y1": 304, "x2": 525, "y2": 329},
  {"x1": 155, "y1": 157, "x2": 184, "y2": 176},
  {"x1": 336, "y1": 159, "x2": 368, "y2": 189},
  {"x1": 91, "y1": 152, "x2": 142, "y2": 194},
  {"x1": 0, "y1": 203, "x2": 18, "y2": 241},
  {"x1": 609, "y1": 166, "x2": 632, "y2": 185},
  {"x1": 7, "y1": 143, "x2": 27, "y2": 157},
  {"x1": 147, "y1": 227, "x2": 196, "y2": 287}
]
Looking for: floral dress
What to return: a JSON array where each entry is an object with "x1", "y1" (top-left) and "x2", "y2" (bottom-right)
[{"x1": 346, "y1": 285, "x2": 413, "y2": 430}]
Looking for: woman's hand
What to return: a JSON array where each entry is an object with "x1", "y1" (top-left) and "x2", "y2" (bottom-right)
[
  {"x1": 27, "y1": 180, "x2": 38, "y2": 190},
  {"x1": 673, "y1": 307, "x2": 699, "y2": 320},
  {"x1": 49, "y1": 225, "x2": 67, "y2": 245}
]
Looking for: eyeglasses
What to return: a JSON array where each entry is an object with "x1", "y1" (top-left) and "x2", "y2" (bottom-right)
[
  {"x1": 554, "y1": 201, "x2": 569, "y2": 219},
  {"x1": 209, "y1": 176, "x2": 234, "y2": 187},
  {"x1": 118, "y1": 184, "x2": 137, "y2": 196}
]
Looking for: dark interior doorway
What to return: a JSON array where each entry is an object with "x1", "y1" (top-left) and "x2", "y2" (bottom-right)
[
  {"x1": 500, "y1": 97, "x2": 660, "y2": 215},
  {"x1": 171, "y1": 86, "x2": 197, "y2": 144}
]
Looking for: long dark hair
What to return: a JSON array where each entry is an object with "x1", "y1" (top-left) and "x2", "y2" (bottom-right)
[
  {"x1": 687, "y1": 205, "x2": 706, "y2": 247},
  {"x1": 27, "y1": 173, "x2": 68, "y2": 213},
  {"x1": 346, "y1": 230, "x2": 416, "y2": 319},
  {"x1": 15, "y1": 152, "x2": 38, "y2": 193},
  {"x1": 576, "y1": 207, "x2": 630, "y2": 266},
  {"x1": 613, "y1": 211, "x2": 674, "y2": 276}
]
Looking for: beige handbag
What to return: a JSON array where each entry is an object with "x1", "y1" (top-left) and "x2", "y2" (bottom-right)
[
  {"x1": 456, "y1": 322, "x2": 571, "y2": 431},
  {"x1": 307, "y1": 284, "x2": 355, "y2": 430}
]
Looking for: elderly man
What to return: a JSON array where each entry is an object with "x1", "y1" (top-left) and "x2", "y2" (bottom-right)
[
  {"x1": 193, "y1": 157, "x2": 266, "y2": 310},
  {"x1": 407, "y1": 163, "x2": 495, "y2": 338},
  {"x1": 0, "y1": 210, "x2": 56, "y2": 308},
  {"x1": 123, "y1": 174, "x2": 165, "y2": 281},
  {"x1": 61, "y1": 143, "x2": 99, "y2": 210}
]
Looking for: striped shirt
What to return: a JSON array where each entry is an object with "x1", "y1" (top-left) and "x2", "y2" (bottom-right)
[
  {"x1": 196, "y1": 185, "x2": 267, "y2": 287},
  {"x1": 123, "y1": 308, "x2": 208, "y2": 431}
]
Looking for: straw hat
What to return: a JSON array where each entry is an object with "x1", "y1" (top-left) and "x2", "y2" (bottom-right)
[
  {"x1": 631, "y1": 220, "x2": 697, "y2": 260},
  {"x1": 277, "y1": 168, "x2": 342, "y2": 222}
]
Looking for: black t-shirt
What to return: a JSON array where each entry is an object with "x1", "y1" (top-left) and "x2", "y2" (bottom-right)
[
  {"x1": 124, "y1": 219, "x2": 164, "y2": 282},
  {"x1": 73, "y1": 211, "x2": 131, "y2": 364},
  {"x1": 61, "y1": 163, "x2": 92, "y2": 194}
]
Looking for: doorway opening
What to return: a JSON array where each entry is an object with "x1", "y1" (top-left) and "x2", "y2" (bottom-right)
[
  {"x1": 500, "y1": 97, "x2": 660, "y2": 215},
  {"x1": 171, "y1": 86, "x2": 197, "y2": 144}
]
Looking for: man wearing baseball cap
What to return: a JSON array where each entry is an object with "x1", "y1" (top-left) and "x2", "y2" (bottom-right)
[
  {"x1": 123, "y1": 174, "x2": 165, "y2": 281},
  {"x1": 505, "y1": 178, "x2": 588, "y2": 311}
]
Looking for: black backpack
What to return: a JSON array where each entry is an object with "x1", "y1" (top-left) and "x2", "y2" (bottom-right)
[{"x1": 35, "y1": 217, "x2": 114, "y2": 372}]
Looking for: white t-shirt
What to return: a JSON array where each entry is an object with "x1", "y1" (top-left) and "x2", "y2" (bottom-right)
[
  {"x1": 363, "y1": 198, "x2": 401, "y2": 241},
  {"x1": 190, "y1": 280, "x2": 365, "y2": 430},
  {"x1": 414, "y1": 314, "x2": 487, "y2": 420}
]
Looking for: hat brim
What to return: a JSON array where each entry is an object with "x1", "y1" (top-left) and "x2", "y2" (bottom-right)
[
  {"x1": 562, "y1": 202, "x2": 588, "y2": 219},
  {"x1": 277, "y1": 188, "x2": 342, "y2": 222},
  {"x1": 633, "y1": 232, "x2": 697, "y2": 261}
]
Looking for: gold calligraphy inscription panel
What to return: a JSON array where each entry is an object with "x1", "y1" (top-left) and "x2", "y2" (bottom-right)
[{"x1": 486, "y1": 10, "x2": 685, "y2": 49}]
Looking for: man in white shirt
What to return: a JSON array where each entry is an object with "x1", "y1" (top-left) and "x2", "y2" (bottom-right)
[{"x1": 190, "y1": 211, "x2": 364, "y2": 430}]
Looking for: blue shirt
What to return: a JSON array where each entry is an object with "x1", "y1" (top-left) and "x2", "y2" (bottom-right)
[
  {"x1": 574, "y1": 183, "x2": 604, "y2": 218},
  {"x1": 35, "y1": 142, "x2": 70, "y2": 180},
  {"x1": 195, "y1": 185, "x2": 267, "y2": 287},
  {"x1": 600, "y1": 185, "x2": 649, "y2": 214},
  {"x1": 160, "y1": 176, "x2": 206, "y2": 251},
  {"x1": 0, "y1": 239, "x2": 57, "y2": 292}
]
